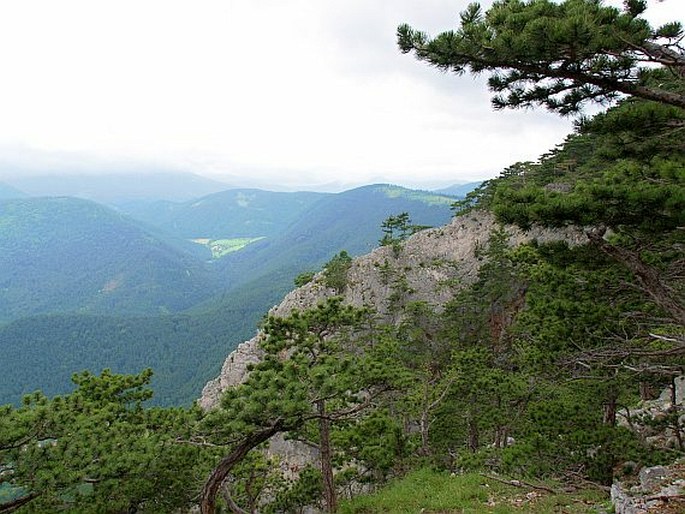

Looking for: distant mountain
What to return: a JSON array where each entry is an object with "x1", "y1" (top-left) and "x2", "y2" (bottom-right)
[
  {"x1": 0, "y1": 181, "x2": 26, "y2": 199},
  {"x1": 0, "y1": 184, "x2": 456, "y2": 406},
  {"x1": 6, "y1": 172, "x2": 232, "y2": 203},
  {"x1": 210, "y1": 184, "x2": 456, "y2": 299},
  {"x1": 434, "y1": 181, "x2": 482, "y2": 197},
  {"x1": 118, "y1": 188, "x2": 326, "y2": 239},
  {"x1": 0, "y1": 260, "x2": 302, "y2": 407},
  {"x1": 0, "y1": 197, "x2": 219, "y2": 322}
]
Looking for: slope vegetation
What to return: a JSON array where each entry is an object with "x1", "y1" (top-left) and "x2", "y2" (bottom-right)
[
  {"x1": 0, "y1": 185, "x2": 456, "y2": 406},
  {"x1": 0, "y1": 197, "x2": 218, "y2": 322},
  {"x1": 213, "y1": 184, "x2": 457, "y2": 289},
  {"x1": 119, "y1": 188, "x2": 326, "y2": 240}
]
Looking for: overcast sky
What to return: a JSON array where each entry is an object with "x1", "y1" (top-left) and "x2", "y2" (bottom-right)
[{"x1": 0, "y1": 0, "x2": 682, "y2": 191}]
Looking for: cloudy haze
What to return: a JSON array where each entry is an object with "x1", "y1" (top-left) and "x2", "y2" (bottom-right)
[{"x1": 0, "y1": 0, "x2": 682, "y2": 191}]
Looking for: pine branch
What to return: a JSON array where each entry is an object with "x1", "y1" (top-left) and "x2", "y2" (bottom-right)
[
  {"x1": 221, "y1": 483, "x2": 251, "y2": 514},
  {"x1": 586, "y1": 226, "x2": 685, "y2": 325},
  {"x1": 200, "y1": 418, "x2": 291, "y2": 514}
]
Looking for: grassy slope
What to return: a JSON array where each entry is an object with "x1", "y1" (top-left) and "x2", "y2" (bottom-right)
[
  {"x1": 340, "y1": 469, "x2": 607, "y2": 513},
  {"x1": 200, "y1": 237, "x2": 265, "y2": 258}
]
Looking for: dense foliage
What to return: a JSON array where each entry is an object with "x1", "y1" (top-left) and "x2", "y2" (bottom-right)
[
  {"x1": 2, "y1": 1, "x2": 683, "y2": 512},
  {"x1": 0, "y1": 309, "x2": 254, "y2": 407},
  {"x1": 0, "y1": 197, "x2": 218, "y2": 323},
  {"x1": 398, "y1": 0, "x2": 685, "y2": 114},
  {"x1": 0, "y1": 370, "x2": 213, "y2": 513}
]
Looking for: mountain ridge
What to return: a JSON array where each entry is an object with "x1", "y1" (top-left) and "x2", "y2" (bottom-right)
[
  {"x1": 0, "y1": 183, "x2": 462, "y2": 406},
  {"x1": 4, "y1": 172, "x2": 233, "y2": 203},
  {"x1": 0, "y1": 196, "x2": 220, "y2": 322},
  {"x1": 200, "y1": 210, "x2": 586, "y2": 409}
]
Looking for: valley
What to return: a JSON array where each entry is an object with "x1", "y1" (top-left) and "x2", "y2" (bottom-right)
[
  {"x1": 0, "y1": 182, "x2": 464, "y2": 406},
  {"x1": 1, "y1": 2, "x2": 683, "y2": 511}
]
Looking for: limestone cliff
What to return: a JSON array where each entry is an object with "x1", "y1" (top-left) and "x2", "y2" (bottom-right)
[{"x1": 199, "y1": 211, "x2": 585, "y2": 410}]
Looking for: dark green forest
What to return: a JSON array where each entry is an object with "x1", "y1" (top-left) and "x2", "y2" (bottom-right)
[
  {"x1": 1, "y1": 1, "x2": 684, "y2": 512},
  {"x1": 0, "y1": 197, "x2": 218, "y2": 322},
  {"x1": 0, "y1": 185, "x2": 456, "y2": 407}
]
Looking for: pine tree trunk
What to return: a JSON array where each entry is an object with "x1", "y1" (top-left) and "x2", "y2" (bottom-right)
[
  {"x1": 419, "y1": 409, "x2": 430, "y2": 455},
  {"x1": 603, "y1": 393, "x2": 617, "y2": 426},
  {"x1": 639, "y1": 382, "x2": 653, "y2": 401},
  {"x1": 587, "y1": 229, "x2": 685, "y2": 326},
  {"x1": 200, "y1": 421, "x2": 285, "y2": 514},
  {"x1": 468, "y1": 411, "x2": 479, "y2": 452},
  {"x1": 221, "y1": 484, "x2": 250, "y2": 514},
  {"x1": 317, "y1": 399, "x2": 337, "y2": 513}
]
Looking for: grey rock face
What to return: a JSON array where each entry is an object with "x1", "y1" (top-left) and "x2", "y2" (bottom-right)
[
  {"x1": 618, "y1": 377, "x2": 685, "y2": 451},
  {"x1": 612, "y1": 463, "x2": 685, "y2": 514},
  {"x1": 658, "y1": 376, "x2": 685, "y2": 405},
  {"x1": 611, "y1": 483, "x2": 646, "y2": 514},
  {"x1": 198, "y1": 340, "x2": 265, "y2": 411},
  {"x1": 639, "y1": 466, "x2": 669, "y2": 490},
  {"x1": 199, "y1": 211, "x2": 585, "y2": 410}
]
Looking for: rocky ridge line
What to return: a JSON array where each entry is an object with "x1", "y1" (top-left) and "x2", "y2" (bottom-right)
[{"x1": 199, "y1": 211, "x2": 585, "y2": 410}]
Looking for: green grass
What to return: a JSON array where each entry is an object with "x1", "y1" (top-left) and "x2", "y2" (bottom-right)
[
  {"x1": 338, "y1": 469, "x2": 608, "y2": 513},
  {"x1": 192, "y1": 237, "x2": 265, "y2": 258}
]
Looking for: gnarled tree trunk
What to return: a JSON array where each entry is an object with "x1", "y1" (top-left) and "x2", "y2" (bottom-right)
[
  {"x1": 587, "y1": 228, "x2": 685, "y2": 326},
  {"x1": 316, "y1": 399, "x2": 337, "y2": 513},
  {"x1": 200, "y1": 420, "x2": 285, "y2": 514}
]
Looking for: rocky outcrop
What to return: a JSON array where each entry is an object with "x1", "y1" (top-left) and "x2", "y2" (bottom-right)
[
  {"x1": 198, "y1": 340, "x2": 265, "y2": 411},
  {"x1": 199, "y1": 211, "x2": 586, "y2": 410},
  {"x1": 611, "y1": 461, "x2": 685, "y2": 513},
  {"x1": 612, "y1": 378, "x2": 685, "y2": 513},
  {"x1": 617, "y1": 376, "x2": 685, "y2": 450}
]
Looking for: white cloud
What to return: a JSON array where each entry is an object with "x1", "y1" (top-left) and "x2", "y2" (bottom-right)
[{"x1": 0, "y1": 0, "x2": 681, "y2": 189}]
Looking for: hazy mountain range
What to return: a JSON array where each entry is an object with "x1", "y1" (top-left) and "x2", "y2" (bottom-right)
[
  {"x1": 0, "y1": 175, "x2": 479, "y2": 406},
  {"x1": 3, "y1": 173, "x2": 231, "y2": 203}
]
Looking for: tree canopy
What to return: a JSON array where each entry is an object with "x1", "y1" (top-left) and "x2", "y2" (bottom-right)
[
  {"x1": 0, "y1": 370, "x2": 209, "y2": 513},
  {"x1": 196, "y1": 298, "x2": 401, "y2": 513},
  {"x1": 2, "y1": 3, "x2": 684, "y2": 512},
  {"x1": 398, "y1": 0, "x2": 685, "y2": 115}
]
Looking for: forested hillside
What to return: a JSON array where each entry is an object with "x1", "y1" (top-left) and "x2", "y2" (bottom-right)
[
  {"x1": 211, "y1": 185, "x2": 456, "y2": 291},
  {"x1": 118, "y1": 188, "x2": 327, "y2": 239},
  {"x1": 433, "y1": 181, "x2": 483, "y2": 197},
  {"x1": 0, "y1": 197, "x2": 218, "y2": 322},
  {"x1": 1, "y1": 1, "x2": 683, "y2": 513},
  {"x1": 0, "y1": 185, "x2": 456, "y2": 407}
]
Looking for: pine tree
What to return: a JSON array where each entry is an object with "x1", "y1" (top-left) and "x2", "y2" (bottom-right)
[
  {"x1": 398, "y1": 0, "x2": 685, "y2": 115},
  {"x1": 198, "y1": 298, "x2": 399, "y2": 514},
  {"x1": 0, "y1": 370, "x2": 206, "y2": 513}
]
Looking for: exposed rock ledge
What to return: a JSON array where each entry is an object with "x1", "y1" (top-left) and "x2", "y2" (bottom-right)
[
  {"x1": 199, "y1": 211, "x2": 586, "y2": 411},
  {"x1": 611, "y1": 461, "x2": 685, "y2": 513}
]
